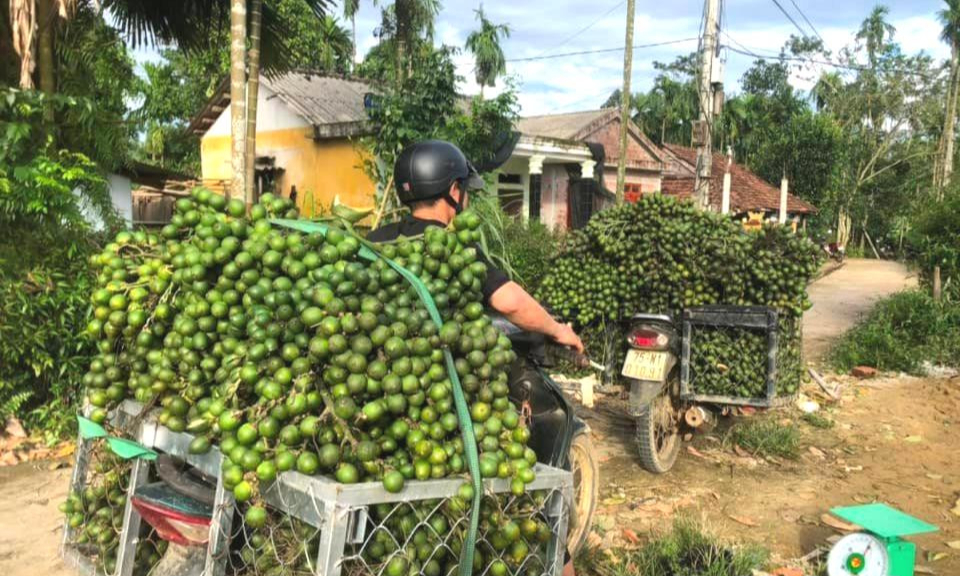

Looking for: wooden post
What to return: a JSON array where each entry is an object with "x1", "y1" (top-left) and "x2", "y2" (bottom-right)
[
  {"x1": 615, "y1": 0, "x2": 636, "y2": 203},
  {"x1": 933, "y1": 266, "x2": 942, "y2": 302}
]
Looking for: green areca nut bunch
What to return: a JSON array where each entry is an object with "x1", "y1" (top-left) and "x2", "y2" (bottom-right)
[
  {"x1": 60, "y1": 449, "x2": 166, "y2": 574},
  {"x1": 539, "y1": 194, "x2": 821, "y2": 396},
  {"x1": 80, "y1": 189, "x2": 548, "y2": 568}
]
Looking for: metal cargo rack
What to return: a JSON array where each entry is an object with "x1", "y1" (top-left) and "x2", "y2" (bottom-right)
[
  {"x1": 62, "y1": 400, "x2": 574, "y2": 576},
  {"x1": 679, "y1": 306, "x2": 800, "y2": 408}
]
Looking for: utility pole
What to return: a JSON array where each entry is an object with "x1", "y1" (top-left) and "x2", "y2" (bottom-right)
[
  {"x1": 694, "y1": 0, "x2": 721, "y2": 210},
  {"x1": 615, "y1": 0, "x2": 636, "y2": 203}
]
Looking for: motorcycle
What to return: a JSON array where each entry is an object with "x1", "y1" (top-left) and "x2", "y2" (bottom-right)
[
  {"x1": 491, "y1": 314, "x2": 599, "y2": 556},
  {"x1": 130, "y1": 454, "x2": 216, "y2": 575},
  {"x1": 619, "y1": 313, "x2": 684, "y2": 474},
  {"x1": 822, "y1": 241, "x2": 845, "y2": 263}
]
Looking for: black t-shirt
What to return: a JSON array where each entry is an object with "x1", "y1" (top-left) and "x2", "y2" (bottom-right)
[{"x1": 367, "y1": 215, "x2": 511, "y2": 304}]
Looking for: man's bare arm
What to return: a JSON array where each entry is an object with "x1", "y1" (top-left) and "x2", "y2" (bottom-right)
[{"x1": 488, "y1": 281, "x2": 584, "y2": 353}]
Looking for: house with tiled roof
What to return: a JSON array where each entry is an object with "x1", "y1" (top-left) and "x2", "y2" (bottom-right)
[
  {"x1": 497, "y1": 108, "x2": 664, "y2": 229},
  {"x1": 190, "y1": 72, "x2": 376, "y2": 215},
  {"x1": 660, "y1": 143, "x2": 817, "y2": 218}
]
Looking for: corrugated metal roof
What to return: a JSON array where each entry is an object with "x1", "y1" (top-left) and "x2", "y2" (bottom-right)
[
  {"x1": 517, "y1": 109, "x2": 614, "y2": 140},
  {"x1": 262, "y1": 72, "x2": 371, "y2": 126},
  {"x1": 660, "y1": 144, "x2": 817, "y2": 214},
  {"x1": 189, "y1": 72, "x2": 373, "y2": 136}
]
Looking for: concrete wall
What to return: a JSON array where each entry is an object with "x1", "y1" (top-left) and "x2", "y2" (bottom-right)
[
  {"x1": 207, "y1": 85, "x2": 309, "y2": 137},
  {"x1": 583, "y1": 119, "x2": 662, "y2": 192},
  {"x1": 200, "y1": 84, "x2": 376, "y2": 214},
  {"x1": 601, "y1": 168, "x2": 661, "y2": 194}
]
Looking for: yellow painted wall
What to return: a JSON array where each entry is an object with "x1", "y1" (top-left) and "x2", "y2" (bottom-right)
[{"x1": 200, "y1": 127, "x2": 376, "y2": 216}]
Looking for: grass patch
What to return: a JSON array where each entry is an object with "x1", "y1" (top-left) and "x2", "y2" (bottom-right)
[
  {"x1": 576, "y1": 517, "x2": 768, "y2": 576},
  {"x1": 801, "y1": 412, "x2": 835, "y2": 429},
  {"x1": 829, "y1": 290, "x2": 960, "y2": 374},
  {"x1": 728, "y1": 419, "x2": 801, "y2": 459}
]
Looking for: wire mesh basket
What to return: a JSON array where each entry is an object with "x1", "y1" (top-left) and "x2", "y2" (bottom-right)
[
  {"x1": 63, "y1": 401, "x2": 573, "y2": 576},
  {"x1": 60, "y1": 435, "x2": 165, "y2": 576},
  {"x1": 680, "y1": 306, "x2": 803, "y2": 407},
  {"x1": 221, "y1": 461, "x2": 572, "y2": 576}
]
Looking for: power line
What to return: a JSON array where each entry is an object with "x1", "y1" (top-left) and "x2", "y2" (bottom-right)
[
  {"x1": 535, "y1": 0, "x2": 627, "y2": 57},
  {"x1": 723, "y1": 44, "x2": 938, "y2": 79},
  {"x1": 506, "y1": 37, "x2": 698, "y2": 63},
  {"x1": 769, "y1": 0, "x2": 811, "y2": 39},
  {"x1": 786, "y1": 0, "x2": 825, "y2": 44}
]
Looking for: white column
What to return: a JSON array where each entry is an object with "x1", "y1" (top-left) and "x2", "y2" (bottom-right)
[
  {"x1": 779, "y1": 177, "x2": 789, "y2": 224},
  {"x1": 580, "y1": 159, "x2": 596, "y2": 179},
  {"x1": 721, "y1": 172, "x2": 731, "y2": 214},
  {"x1": 521, "y1": 164, "x2": 531, "y2": 222}
]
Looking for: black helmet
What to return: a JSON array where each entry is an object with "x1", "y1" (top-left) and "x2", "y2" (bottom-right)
[{"x1": 394, "y1": 140, "x2": 484, "y2": 208}]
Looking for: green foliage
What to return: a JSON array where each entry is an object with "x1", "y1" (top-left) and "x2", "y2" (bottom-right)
[
  {"x1": 0, "y1": 89, "x2": 114, "y2": 434},
  {"x1": 0, "y1": 225, "x2": 99, "y2": 434},
  {"x1": 361, "y1": 46, "x2": 519, "y2": 191},
  {"x1": 55, "y1": 6, "x2": 141, "y2": 171},
  {"x1": 502, "y1": 219, "x2": 557, "y2": 292},
  {"x1": 906, "y1": 190, "x2": 960, "y2": 296},
  {"x1": 729, "y1": 419, "x2": 801, "y2": 459},
  {"x1": 0, "y1": 88, "x2": 115, "y2": 229},
  {"x1": 829, "y1": 290, "x2": 960, "y2": 374},
  {"x1": 578, "y1": 517, "x2": 769, "y2": 576},
  {"x1": 801, "y1": 412, "x2": 834, "y2": 429}
]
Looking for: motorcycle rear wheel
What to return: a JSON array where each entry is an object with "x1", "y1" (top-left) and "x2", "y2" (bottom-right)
[
  {"x1": 635, "y1": 393, "x2": 680, "y2": 473},
  {"x1": 566, "y1": 432, "x2": 599, "y2": 556}
]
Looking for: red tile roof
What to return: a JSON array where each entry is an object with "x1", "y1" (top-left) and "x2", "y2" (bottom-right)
[{"x1": 660, "y1": 144, "x2": 817, "y2": 214}]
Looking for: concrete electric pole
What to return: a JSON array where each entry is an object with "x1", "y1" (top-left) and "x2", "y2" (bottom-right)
[
  {"x1": 615, "y1": 0, "x2": 636, "y2": 203},
  {"x1": 694, "y1": 0, "x2": 721, "y2": 210}
]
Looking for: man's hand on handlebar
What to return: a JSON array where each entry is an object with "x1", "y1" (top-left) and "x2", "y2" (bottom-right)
[{"x1": 550, "y1": 322, "x2": 585, "y2": 354}]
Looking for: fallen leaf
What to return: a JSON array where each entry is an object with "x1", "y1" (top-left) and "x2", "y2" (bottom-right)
[
  {"x1": 914, "y1": 565, "x2": 935, "y2": 575},
  {"x1": 808, "y1": 446, "x2": 826, "y2": 459},
  {"x1": 601, "y1": 497, "x2": 626, "y2": 506},
  {"x1": 946, "y1": 541, "x2": 960, "y2": 550},
  {"x1": 926, "y1": 473, "x2": 943, "y2": 481},
  {"x1": 729, "y1": 515, "x2": 759, "y2": 527},
  {"x1": 927, "y1": 551, "x2": 948, "y2": 562},
  {"x1": 47, "y1": 460, "x2": 67, "y2": 471},
  {"x1": 686, "y1": 446, "x2": 708, "y2": 459},
  {"x1": 821, "y1": 513, "x2": 861, "y2": 532},
  {"x1": 621, "y1": 528, "x2": 640, "y2": 545},
  {"x1": 53, "y1": 442, "x2": 76, "y2": 459},
  {"x1": 843, "y1": 465, "x2": 864, "y2": 473},
  {"x1": 734, "y1": 445, "x2": 751, "y2": 458},
  {"x1": 905, "y1": 435, "x2": 924, "y2": 443}
]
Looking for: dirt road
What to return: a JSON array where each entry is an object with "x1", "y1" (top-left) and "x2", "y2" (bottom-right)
[
  {"x1": 586, "y1": 375, "x2": 960, "y2": 573},
  {"x1": 803, "y1": 258, "x2": 916, "y2": 362},
  {"x1": 0, "y1": 462, "x2": 73, "y2": 576}
]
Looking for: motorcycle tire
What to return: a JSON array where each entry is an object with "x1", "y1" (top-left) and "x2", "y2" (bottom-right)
[
  {"x1": 566, "y1": 432, "x2": 599, "y2": 556},
  {"x1": 635, "y1": 393, "x2": 680, "y2": 474}
]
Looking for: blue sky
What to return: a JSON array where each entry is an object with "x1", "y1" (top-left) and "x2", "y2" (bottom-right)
[{"x1": 130, "y1": 1, "x2": 951, "y2": 116}]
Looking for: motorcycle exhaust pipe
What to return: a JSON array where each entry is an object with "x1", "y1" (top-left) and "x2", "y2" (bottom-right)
[{"x1": 684, "y1": 406, "x2": 716, "y2": 431}]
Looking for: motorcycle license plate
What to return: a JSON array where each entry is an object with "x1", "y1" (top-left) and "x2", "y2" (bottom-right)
[{"x1": 621, "y1": 350, "x2": 669, "y2": 381}]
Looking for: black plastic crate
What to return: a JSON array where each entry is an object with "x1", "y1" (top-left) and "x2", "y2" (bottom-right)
[{"x1": 680, "y1": 306, "x2": 801, "y2": 407}]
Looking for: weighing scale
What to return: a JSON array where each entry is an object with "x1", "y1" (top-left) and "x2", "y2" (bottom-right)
[{"x1": 827, "y1": 504, "x2": 938, "y2": 576}]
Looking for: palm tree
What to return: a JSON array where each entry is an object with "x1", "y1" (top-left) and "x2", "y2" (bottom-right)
[
  {"x1": 465, "y1": 5, "x2": 510, "y2": 97},
  {"x1": 343, "y1": 0, "x2": 359, "y2": 69},
  {"x1": 856, "y1": 5, "x2": 896, "y2": 67},
  {"x1": 317, "y1": 15, "x2": 352, "y2": 72},
  {"x1": 938, "y1": 0, "x2": 960, "y2": 195}
]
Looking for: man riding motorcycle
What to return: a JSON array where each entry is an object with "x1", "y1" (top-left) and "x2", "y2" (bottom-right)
[
  {"x1": 367, "y1": 140, "x2": 584, "y2": 575},
  {"x1": 367, "y1": 139, "x2": 584, "y2": 355}
]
